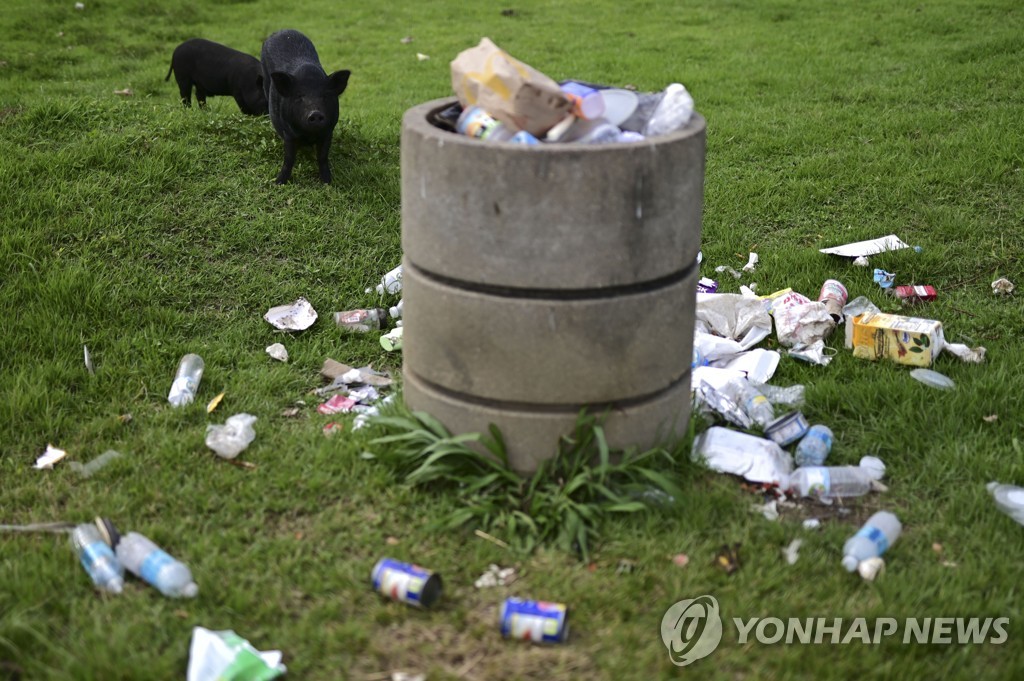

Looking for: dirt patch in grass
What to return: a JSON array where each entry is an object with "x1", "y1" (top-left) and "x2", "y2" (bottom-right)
[{"x1": 353, "y1": 588, "x2": 599, "y2": 681}]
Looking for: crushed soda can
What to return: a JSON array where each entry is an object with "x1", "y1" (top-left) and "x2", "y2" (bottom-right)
[
  {"x1": 892, "y1": 285, "x2": 937, "y2": 303},
  {"x1": 334, "y1": 308, "x2": 386, "y2": 332},
  {"x1": 499, "y1": 597, "x2": 569, "y2": 644},
  {"x1": 371, "y1": 558, "x2": 443, "y2": 607}
]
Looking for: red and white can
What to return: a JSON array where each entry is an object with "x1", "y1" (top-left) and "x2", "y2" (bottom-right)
[
  {"x1": 893, "y1": 285, "x2": 937, "y2": 302},
  {"x1": 817, "y1": 279, "x2": 849, "y2": 321}
]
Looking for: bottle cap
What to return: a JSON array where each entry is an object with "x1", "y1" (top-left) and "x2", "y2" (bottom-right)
[
  {"x1": 859, "y1": 456, "x2": 886, "y2": 481},
  {"x1": 841, "y1": 555, "x2": 859, "y2": 572},
  {"x1": 182, "y1": 582, "x2": 199, "y2": 598},
  {"x1": 94, "y1": 517, "x2": 122, "y2": 548}
]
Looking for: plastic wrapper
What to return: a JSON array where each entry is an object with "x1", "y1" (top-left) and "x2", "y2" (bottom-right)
[
  {"x1": 788, "y1": 339, "x2": 834, "y2": 366},
  {"x1": 695, "y1": 293, "x2": 773, "y2": 351},
  {"x1": 264, "y1": 298, "x2": 317, "y2": 331},
  {"x1": 187, "y1": 627, "x2": 285, "y2": 681},
  {"x1": 771, "y1": 300, "x2": 836, "y2": 347},
  {"x1": 752, "y1": 382, "x2": 806, "y2": 409},
  {"x1": 205, "y1": 414, "x2": 258, "y2": 460},
  {"x1": 697, "y1": 380, "x2": 753, "y2": 428},
  {"x1": 69, "y1": 450, "x2": 122, "y2": 478},
  {"x1": 691, "y1": 427, "x2": 793, "y2": 484}
]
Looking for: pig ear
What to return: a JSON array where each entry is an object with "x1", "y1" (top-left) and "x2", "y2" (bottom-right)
[
  {"x1": 327, "y1": 70, "x2": 351, "y2": 96},
  {"x1": 270, "y1": 72, "x2": 293, "y2": 96}
]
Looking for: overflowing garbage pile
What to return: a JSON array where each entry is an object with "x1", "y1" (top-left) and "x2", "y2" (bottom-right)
[
  {"x1": 689, "y1": 235, "x2": 1014, "y2": 580},
  {"x1": 430, "y1": 37, "x2": 697, "y2": 145}
]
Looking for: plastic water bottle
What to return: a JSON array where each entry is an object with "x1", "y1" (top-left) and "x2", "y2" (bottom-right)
[
  {"x1": 115, "y1": 532, "x2": 198, "y2": 598},
  {"x1": 375, "y1": 265, "x2": 403, "y2": 296},
  {"x1": 842, "y1": 511, "x2": 902, "y2": 572},
  {"x1": 456, "y1": 106, "x2": 539, "y2": 144},
  {"x1": 787, "y1": 465, "x2": 874, "y2": 500},
  {"x1": 388, "y1": 299, "x2": 403, "y2": 319},
  {"x1": 794, "y1": 425, "x2": 833, "y2": 466},
  {"x1": 733, "y1": 380, "x2": 775, "y2": 428},
  {"x1": 168, "y1": 353, "x2": 204, "y2": 407},
  {"x1": 987, "y1": 482, "x2": 1024, "y2": 526},
  {"x1": 70, "y1": 523, "x2": 124, "y2": 594}
]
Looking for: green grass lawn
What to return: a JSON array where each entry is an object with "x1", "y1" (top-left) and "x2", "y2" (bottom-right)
[{"x1": 2, "y1": 0, "x2": 1024, "y2": 678}]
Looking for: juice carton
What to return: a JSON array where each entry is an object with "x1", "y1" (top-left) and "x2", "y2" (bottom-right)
[{"x1": 846, "y1": 311, "x2": 944, "y2": 367}]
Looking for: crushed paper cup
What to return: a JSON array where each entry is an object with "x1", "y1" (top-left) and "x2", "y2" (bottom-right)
[
  {"x1": 34, "y1": 444, "x2": 68, "y2": 469},
  {"x1": 264, "y1": 297, "x2": 317, "y2": 331}
]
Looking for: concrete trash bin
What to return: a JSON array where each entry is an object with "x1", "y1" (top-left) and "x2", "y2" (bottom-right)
[{"x1": 401, "y1": 97, "x2": 705, "y2": 473}]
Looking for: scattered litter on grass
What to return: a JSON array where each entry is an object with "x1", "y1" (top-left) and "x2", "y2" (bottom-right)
[
  {"x1": 416, "y1": 53, "x2": 430, "y2": 61},
  {"x1": 113, "y1": 88, "x2": 133, "y2": 96},
  {"x1": 265, "y1": 343, "x2": 288, "y2": 362},
  {"x1": 697, "y1": 277, "x2": 718, "y2": 293},
  {"x1": 187, "y1": 627, "x2": 285, "y2": 681},
  {"x1": 281, "y1": 406, "x2": 302, "y2": 418},
  {"x1": 500, "y1": 597, "x2": 569, "y2": 643},
  {"x1": 803, "y1": 518, "x2": 822, "y2": 530},
  {"x1": 742, "y1": 252, "x2": 759, "y2": 272},
  {"x1": 893, "y1": 285, "x2": 937, "y2": 303},
  {"x1": 320, "y1": 359, "x2": 393, "y2": 388},
  {"x1": 335, "y1": 308, "x2": 387, "y2": 332},
  {"x1": 83, "y1": 345, "x2": 94, "y2": 375},
  {"x1": 323, "y1": 422, "x2": 344, "y2": 437},
  {"x1": 205, "y1": 414, "x2": 257, "y2": 459},
  {"x1": 782, "y1": 539, "x2": 803, "y2": 565},
  {"x1": 672, "y1": 553, "x2": 690, "y2": 568},
  {"x1": 381, "y1": 326, "x2": 403, "y2": 352},
  {"x1": 372, "y1": 558, "x2": 443, "y2": 608},
  {"x1": 692, "y1": 427, "x2": 793, "y2": 484},
  {"x1": 751, "y1": 499, "x2": 779, "y2": 521},
  {"x1": 695, "y1": 293, "x2": 772, "y2": 350},
  {"x1": 909, "y1": 368, "x2": 955, "y2": 390},
  {"x1": 715, "y1": 265, "x2": 741, "y2": 279},
  {"x1": 857, "y1": 557, "x2": 885, "y2": 581},
  {"x1": 713, "y1": 543, "x2": 742, "y2": 575},
  {"x1": 34, "y1": 444, "x2": 67, "y2": 470},
  {"x1": 206, "y1": 392, "x2": 225, "y2": 414},
  {"x1": 169, "y1": 354, "x2": 204, "y2": 407},
  {"x1": 764, "y1": 411, "x2": 809, "y2": 447},
  {"x1": 475, "y1": 564, "x2": 517, "y2": 588},
  {"x1": 68, "y1": 450, "x2": 122, "y2": 478},
  {"x1": 873, "y1": 269, "x2": 896, "y2": 289},
  {"x1": 992, "y1": 278, "x2": 1014, "y2": 295},
  {"x1": 853, "y1": 255, "x2": 870, "y2": 267},
  {"x1": 318, "y1": 394, "x2": 356, "y2": 415},
  {"x1": 788, "y1": 340, "x2": 834, "y2": 366},
  {"x1": 983, "y1": 414, "x2": 998, "y2": 423},
  {"x1": 988, "y1": 482, "x2": 1024, "y2": 526},
  {"x1": 820, "y1": 234, "x2": 909, "y2": 258},
  {"x1": 264, "y1": 297, "x2": 317, "y2": 331}
]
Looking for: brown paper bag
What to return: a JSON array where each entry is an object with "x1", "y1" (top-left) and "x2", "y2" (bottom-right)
[{"x1": 450, "y1": 37, "x2": 573, "y2": 137}]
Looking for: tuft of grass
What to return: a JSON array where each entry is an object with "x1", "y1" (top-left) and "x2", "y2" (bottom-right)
[{"x1": 367, "y1": 408, "x2": 685, "y2": 562}]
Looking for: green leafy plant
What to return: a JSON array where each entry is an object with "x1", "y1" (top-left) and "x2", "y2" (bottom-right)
[{"x1": 366, "y1": 406, "x2": 684, "y2": 561}]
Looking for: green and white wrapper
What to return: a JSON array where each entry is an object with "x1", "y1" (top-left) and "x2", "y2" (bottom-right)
[{"x1": 187, "y1": 627, "x2": 286, "y2": 681}]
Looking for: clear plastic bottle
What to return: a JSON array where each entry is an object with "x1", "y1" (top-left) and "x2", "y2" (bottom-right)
[
  {"x1": 115, "y1": 532, "x2": 198, "y2": 598},
  {"x1": 334, "y1": 308, "x2": 387, "y2": 332},
  {"x1": 794, "y1": 425, "x2": 833, "y2": 467},
  {"x1": 732, "y1": 380, "x2": 775, "y2": 428},
  {"x1": 168, "y1": 353, "x2": 204, "y2": 407},
  {"x1": 842, "y1": 511, "x2": 902, "y2": 572},
  {"x1": 787, "y1": 465, "x2": 874, "y2": 500},
  {"x1": 456, "y1": 106, "x2": 539, "y2": 144},
  {"x1": 987, "y1": 482, "x2": 1024, "y2": 526},
  {"x1": 375, "y1": 265, "x2": 403, "y2": 296},
  {"x1": 70, "y1": 523, "x2": 124, "y2": 594}
]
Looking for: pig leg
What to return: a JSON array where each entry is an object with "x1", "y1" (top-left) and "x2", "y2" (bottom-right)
[
  {"x1": 315, "y1": 135, "x2": 332, "y2": 184},
  {"x1": 194, "y1": 85, "x2": 208, "y2": 109},
  {"x1": 175, "y1": 76, "x2": 192, "y2": 107},
  {"x1": 275, "y1": 137, "x2": 298, "y2": 184}
]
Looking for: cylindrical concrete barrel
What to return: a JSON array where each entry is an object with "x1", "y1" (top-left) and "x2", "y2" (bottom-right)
[{"x1": 401, "y1": 97, "x2": 705, "y2": 473}]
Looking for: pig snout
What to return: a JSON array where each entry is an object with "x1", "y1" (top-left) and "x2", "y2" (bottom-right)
[{"x1": 306, "y1": 109, "x2": 327, "y2": 127}]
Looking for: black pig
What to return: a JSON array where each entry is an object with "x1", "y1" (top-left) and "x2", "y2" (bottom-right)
[
  {"x1": 166, "y1": 38, "x2": 268, "y2": 116},
  {"x1": 261, "y1": 29, "x2": 350, "y2": 184}
]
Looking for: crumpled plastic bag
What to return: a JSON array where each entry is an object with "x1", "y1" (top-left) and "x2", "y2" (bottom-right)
[
  {"x1": 695, "y1": 293, "x2": 772, "y2": 350},
  {"x1": 187, "y1": 627, "x2": 285, "y2": 681},
  {"x1": 205, "y1": 414, "x2": 257, "y2": 460}
]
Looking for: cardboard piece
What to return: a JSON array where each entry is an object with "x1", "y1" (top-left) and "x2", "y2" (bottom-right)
[{"x1": 450, "y1": 37, "x2": 573, "y2": 136}]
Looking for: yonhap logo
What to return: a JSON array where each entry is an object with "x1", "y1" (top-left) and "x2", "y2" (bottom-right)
[{"x1": 660, "y1": 595, "x2": 723, "y2": 666}]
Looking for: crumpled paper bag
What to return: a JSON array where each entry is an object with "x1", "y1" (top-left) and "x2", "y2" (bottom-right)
[{"x1": 451, "y1": 37, "x2": 573, "y2": 136}]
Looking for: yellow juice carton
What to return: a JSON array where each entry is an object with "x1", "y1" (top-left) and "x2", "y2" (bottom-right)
[{"x1": 845, "y1": 311, "x2": 944, "y2": 366}]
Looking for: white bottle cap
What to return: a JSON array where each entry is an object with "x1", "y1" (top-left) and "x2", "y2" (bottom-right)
[
  {"x1": 841, "y1": 555, "x2": 859, "y2": 572},
  {"x1": 859, "y1": 456, "x2": 886, "y2": 481}
]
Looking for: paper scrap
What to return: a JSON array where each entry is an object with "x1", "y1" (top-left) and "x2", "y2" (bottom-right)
[
  {"x1": 264, "y1": 297, "x2": 317, "y2": 331},
  {"x1": 34, "y1": 444, "x2": 67, "y2": 469},
  {"x1": 820, "y1": 234, "x2": 909, "y2": 258}
]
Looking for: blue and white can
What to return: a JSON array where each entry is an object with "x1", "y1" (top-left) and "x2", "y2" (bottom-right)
[
  {"x1": 499, "y1": 597, "x2": 569, "y2": 644},
  {"x1": 764, "y1": 411, "x2": 809, "y2": 447},
  {"x1": 371, "y1": 558, "x2": 443, "y2": 608}
]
